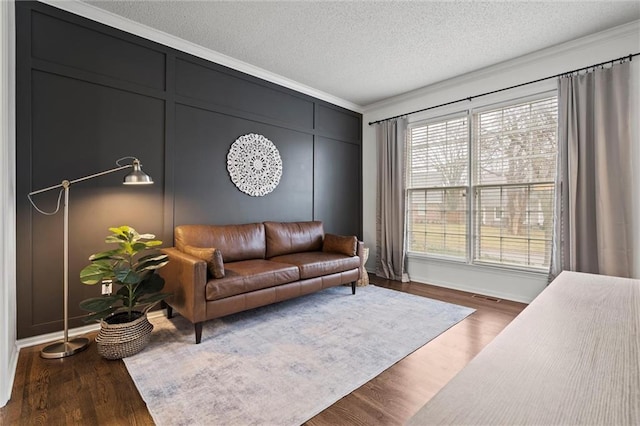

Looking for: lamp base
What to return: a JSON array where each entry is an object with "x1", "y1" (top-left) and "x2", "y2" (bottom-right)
[{"x1": 40, "y1": 337, "x2": 90, "y2": 359}]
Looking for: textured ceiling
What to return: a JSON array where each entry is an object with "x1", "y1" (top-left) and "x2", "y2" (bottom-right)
[{"x1": 82, "y1": 1, "x2": 640, "y2": 107}]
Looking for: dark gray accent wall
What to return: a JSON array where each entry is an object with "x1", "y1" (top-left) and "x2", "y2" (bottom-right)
[{"x1": 16, "y1": 2, "x2": 362, "y2": 338}]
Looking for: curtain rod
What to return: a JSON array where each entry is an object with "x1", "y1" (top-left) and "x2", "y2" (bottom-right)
[{"x1": 368, "y1": 52, "x2": 639, "y2": 126}]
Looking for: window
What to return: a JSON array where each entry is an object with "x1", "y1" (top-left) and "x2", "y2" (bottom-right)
[
  {"x1": 474, "y1": 97, "x2": 557, "y2": 268},
  {"x1": 406, "y1": 95, "x2": 558, "y2": 270},
  {"x1": 406, "y1": 116, "x2": 468, "y2": 259}
]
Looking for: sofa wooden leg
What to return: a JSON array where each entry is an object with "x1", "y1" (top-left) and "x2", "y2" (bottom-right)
[
  {"x1": 162, "y1": 301, "x2": 173, "y2": 319},
  {"x1": 195, "y1": 322, "x2": 203, "y2": 344},
  {"x1": 351, "y1": 281, "x2": 356, "y2": 295}
]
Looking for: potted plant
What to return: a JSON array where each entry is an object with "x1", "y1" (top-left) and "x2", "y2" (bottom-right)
[{"x1": 79, "y1": 225, "x2": 169, "y2": 359}]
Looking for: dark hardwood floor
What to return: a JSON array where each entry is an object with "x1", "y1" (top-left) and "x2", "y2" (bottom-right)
[{"x1": 0, "y1": 276, "x2": 527, "y2": 425}]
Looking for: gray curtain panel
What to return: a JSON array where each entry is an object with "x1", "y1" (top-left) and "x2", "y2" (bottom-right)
[
  {"x1": 375, "y1": 118, "x2": 409, "y2": 281},
  {"x1": 550, "y1": 61, "x2": 633, "y2": 279}
]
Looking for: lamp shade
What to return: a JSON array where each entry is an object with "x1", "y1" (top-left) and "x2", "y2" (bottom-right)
[{"x1": 123, "y1": 160, "x2": 153, "y2": 185}]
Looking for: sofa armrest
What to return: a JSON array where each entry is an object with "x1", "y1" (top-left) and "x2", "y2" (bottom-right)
[{"x1": 158, "y1": 247, "x2": 208, "y2": 324}]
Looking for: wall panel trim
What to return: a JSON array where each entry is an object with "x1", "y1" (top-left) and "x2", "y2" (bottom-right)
[{"x1": 37, "y1": 0, "x2": 363, "y2": 112}]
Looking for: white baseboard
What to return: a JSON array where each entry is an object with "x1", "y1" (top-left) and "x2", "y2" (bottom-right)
[
  {"x1": 0, "y1": 344, "x2": 18, "y2": 407},
  {"x1": 16, "y1": 309, "x2": 167, "y2": 350},
  {"x1": 366, "y1": 264, "x2": 539, "y2": 304},
  {"x1": 408, "y1": 272, "x2": 534, "y2": 304}
]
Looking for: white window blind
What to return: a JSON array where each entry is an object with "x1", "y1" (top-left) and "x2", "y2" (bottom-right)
[
  {"x1": 406, "y1": 95, "x2": 558, "y2": 270},
  {"x1": 473, "y1": 97, "x2": 557, "y2": 268},
  {"x1": 407, "y1": 117, "x2": 468, "y2": 259}
]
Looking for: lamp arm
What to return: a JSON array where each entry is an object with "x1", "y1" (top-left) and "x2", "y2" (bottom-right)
[
  {"x1": 28, "y1": 163, "x2": 133, "y2": 196},
  {"x1": 27, "y1": 163, "x2": 134, "y2": 216},
  {"x1": 67, "y1": 163, "x2": 133, "y2": 186}
]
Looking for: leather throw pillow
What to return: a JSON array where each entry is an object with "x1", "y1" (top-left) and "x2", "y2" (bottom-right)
[
  {"x1": 322, "y1": 234, "x2": 357, "y2": 257},
  {"x1": 182, "y1": 245, "x2": 225, "y2": 278}
]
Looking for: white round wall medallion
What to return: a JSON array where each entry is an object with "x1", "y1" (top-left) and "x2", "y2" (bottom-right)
[{"x1": 227, "y1": 133, "x2": 283, "y2": 197}]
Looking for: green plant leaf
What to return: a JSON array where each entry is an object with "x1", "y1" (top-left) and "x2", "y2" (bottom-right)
[
  {"x1": 109, "y1": 225, "x2": 135, "y2": 237},
  {"x1": 138, "y1": 233, "x2": 156, "y2": 240},
  {"x1": 115, "y1": 268, "x2": 140, "y2": 284},
  {"x1": 136, "y1": 253, "x2": 168, "y2": 263},
  {"x1": 137, "y1": 292, "x2": 170, "y2": 305},
  {"x1": 134, "y1": 277, "x2": 164, "y2": 302},
  {"x1": 89, "y1": 249, "x2": 123, "y2": 261},
  {"x1": 114, "y1": 286, "x2": 133, "y2": 308},
  {"x1": 79, "y1": 264, "x2": 108, "y2": 285},
  {"x1": 131, "y1": 242, "x2": 148, "y2": 252},
  {"x1": 116, "y1": 285, "x2": 129, "y2": 296},
  {"x1": 79, "y1": 295, "x2": 122, "y2": 312},
  {"x1": 132, "y1": 278, "x2": 149, "y2": 298},
  {"x1": 144, "y1": 260, "x2": 169, "y2": 272},
  {"x1": 82, "y1": 307, "x2": 119, "y2": 323},
  {"x1": 135, "y1": 254, "x2": 169, "y2": 272},
  {"x1": 139, "y1": 273, "x2": 165, "y2": 294},
  {"x1": 105, "y1": 234, "x2": 128, "y2": 244},
  {"x1": 89, "y1": 259, "x2": 114, "y2": 268},
  {"x1": 144, "y1": 240, "x2": 163, "y2": 247}
]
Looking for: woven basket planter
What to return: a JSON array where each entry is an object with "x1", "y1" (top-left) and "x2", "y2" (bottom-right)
[{"x1": 96, "y1": 312, "x2": 153, "y2": 360}]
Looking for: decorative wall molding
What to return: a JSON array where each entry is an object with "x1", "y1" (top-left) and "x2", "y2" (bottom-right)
[
  {"x1": 227, "y1": 134, "x2": 283, "y2": 197},
  {"x1": 38, "y1": 0, "x2": 363, "y2": 113}
]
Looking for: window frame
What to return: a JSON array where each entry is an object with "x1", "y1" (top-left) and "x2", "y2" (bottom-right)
[{"x1": 405, "y1": 90, "x2": 558, "y2": 273}]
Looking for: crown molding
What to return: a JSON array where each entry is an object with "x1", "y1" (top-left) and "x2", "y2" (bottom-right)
[
  {"x1": 364, "y1": 19, "x2": 640, "y2": 113},
  {"x1": 37, "y1": 0, "x2": 363, "y2": 113}
]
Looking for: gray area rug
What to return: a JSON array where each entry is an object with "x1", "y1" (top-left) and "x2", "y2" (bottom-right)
[{"x1": 123, "y1": 285, "x2": 475, "y2": 426}]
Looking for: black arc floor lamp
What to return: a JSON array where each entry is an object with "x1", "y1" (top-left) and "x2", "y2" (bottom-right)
[{"x1": 28, "y1": 157, "x2": 154, "y2": 359}]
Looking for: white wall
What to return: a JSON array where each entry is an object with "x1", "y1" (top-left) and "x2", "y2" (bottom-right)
[
  {"x1": 362, "y1": 21, "x2": 640, "y2": 303},
  {"x1": 0, "y1": 0, "x2": 18, "y2": 408},
  {"x1": 632, "y1": 59, "x2": 640, "y2": 279}
]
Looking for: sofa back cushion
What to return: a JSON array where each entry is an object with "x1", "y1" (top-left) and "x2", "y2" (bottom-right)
[
  {"x1": 175, "y1": 223, "x2": 265, "y2": 262},
  {"x1": 264, "y1": 221, "x2": 324, "y2": 258}
]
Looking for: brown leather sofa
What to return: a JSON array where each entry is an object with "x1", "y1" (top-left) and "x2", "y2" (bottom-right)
[{"x1": 158, "y1": 221, "x2": 363, "y2": 343}]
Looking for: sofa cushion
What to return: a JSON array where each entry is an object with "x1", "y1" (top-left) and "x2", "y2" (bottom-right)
[
  {"x1": 269, "y1": 252, "x2": 360, "y2": 280},
  {"x1": 264, "y1": 221, "x2": 324, "y2": 258},
  {"x1": 322, "y1": 234, "x2": 357, "y2": 257},
  {"x1": 182, "y1": 245, "x2": 225, "y2": 279},
  {"x1": 175, "y1": 223, "x2": 265, "y2": 262},
  {"x1": 205, "y1": 259, "x2": 300, "y2": 301}
]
